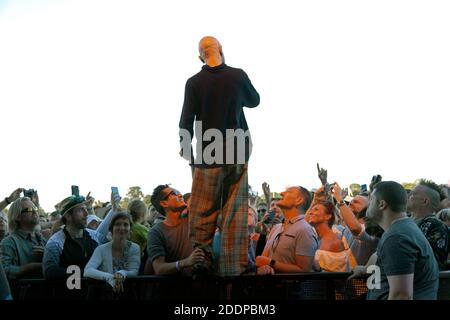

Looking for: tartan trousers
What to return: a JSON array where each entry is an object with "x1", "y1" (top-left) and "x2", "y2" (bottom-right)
[{"x1": 189, "y1": 164, "x2": 249, "y2": 276}]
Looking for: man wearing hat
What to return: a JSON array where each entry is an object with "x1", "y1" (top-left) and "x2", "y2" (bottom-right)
[{"x1": 43, "y1": 194, "x2": 116, "y2": 279}]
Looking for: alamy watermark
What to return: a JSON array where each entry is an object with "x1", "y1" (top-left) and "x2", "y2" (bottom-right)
[
  {"x1": 66, "y1": 265, "x2": 81, "y2": 290},
  {"x1": 366, "y1": 265, "x2": 381, "y2": 290},
  {"x1": 179, "y1": 121, "x2": 252, "y2": 165}
]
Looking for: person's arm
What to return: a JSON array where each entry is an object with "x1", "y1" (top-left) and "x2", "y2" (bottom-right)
[
  {"x1": 0, "y1": 263, "x2": 12, "y2": 300},
  {"x1": 262, "y1": 182, "x2": 271, "y2": 208},
  {"x1": 0, "y1": 188, "x2": 24, "y2": 212},
  {"x1": 94, "y1": 208, "x2": 116, "y2": 245},
  {"x1": 143, "y1": 259, "x2": 155, "y2": 275},
  {"x1": 152, "y1": 248, "x2": 204, "y2": 275},
  {"x1": 331, "y1": 183, "x2": 362, "y2": 236},
  {"x1": 387, "y1": 274, "x2": 414, "y2": 300},
  {"x1": 83, "y1": 246, "x2": 115, "y2": 287},
  {"x1": 116, "y1": 244, "x2": 141, "y2": 277},
  {"x1": 179, "y1": 79, "x2": 196, "y2": 161},
  {"x1": 255, "y1": 255, "x2": 314, "y2": 273},
  {"x1": 0, "y1": 237, "x2": 42, "y2": 279},
  {"x1": 241, "y1": 70, "x2": 260, "y2": 108},
  {"x1": 42, "y1": 239, "x2": 66, "y2": 279}
]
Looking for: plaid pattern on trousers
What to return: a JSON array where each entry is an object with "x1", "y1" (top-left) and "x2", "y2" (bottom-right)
[{"x1": 189, "y1": 164, "x2": 249, "y2": 276}]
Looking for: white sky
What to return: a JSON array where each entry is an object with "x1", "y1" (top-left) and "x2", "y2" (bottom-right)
[{"x1": 1, "y1": 0, "x2": 449, "y2": 212}]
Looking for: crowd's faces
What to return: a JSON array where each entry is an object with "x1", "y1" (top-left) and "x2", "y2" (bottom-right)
[
  {"x1": 18, "y1": 199, "x2": 39, "y2": 228},
  {"x1": 161, "y1": 188, "x2": 186, "y2": 212},
  {"x1": 406, "y1": 186, "x2": 428, "y2": 213},
  {"x1": 112, "y1": 217, "x2": 131, "y2": 240},
  {"x1": 50, "y1": 213, "x2": 61, "y2": 224},
  {"x1": 308, "y1": 204, "x2": 329, "y2": 226},
  {"x1": 257, "y1": 204, "x2": 267, "y2": 220},
  {"x1": 349, "y1": 196, "x2": 369, "y2": 214},
  {"x1": 277, "y1": 187, "x2": 302, "y2": 210},
  {"x1": 67, "y1": 205, "x2": 88, "y2": 229},
  {"x1": 270, "y1": 199, "x2": 283, "y2": 217}
]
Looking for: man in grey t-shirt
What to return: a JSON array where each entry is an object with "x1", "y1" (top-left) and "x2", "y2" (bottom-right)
[
  {"x1": 255, "y1": 186, "x2": 318, "y2": 274},
  {"x1": 145, "y1": 185, "x2": 205, "y2": 275},
  {"x1": 365, "y1": 181, "x2": 439, "y2": 300}
]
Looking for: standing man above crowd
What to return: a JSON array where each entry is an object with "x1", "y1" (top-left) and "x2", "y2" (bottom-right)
[{"x1": 179, "y1": 36, "x2": 260, "y2": 276}]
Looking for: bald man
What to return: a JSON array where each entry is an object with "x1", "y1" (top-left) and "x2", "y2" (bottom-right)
[{"x1": 179, "y1": 36, "x2": 260, "y2": 276}]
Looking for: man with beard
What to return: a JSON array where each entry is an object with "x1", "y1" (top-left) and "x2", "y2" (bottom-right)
[
  {"x1": 43, "y1": 194, "x2": 117, "y2": 279},
  {"x1": 145, "y1": 185, "x2": 205, "y2": 275},
  {"x1": 365, "y1": 181, "x2": 439, "y2": 300},
  {"x1": 1, "y1": 197, "x2": 47, "y2": 279}
]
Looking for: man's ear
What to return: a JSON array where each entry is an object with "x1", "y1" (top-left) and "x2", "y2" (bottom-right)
[
  {"x1": 294, "y1": 197, "x2": 304, "y2": 209},
  {"x1": 160, "y1": 200, "x2": 169, "y2": 210},
  {"x1": 378, "y1": 200, "x2": 388, "y2": 211}
]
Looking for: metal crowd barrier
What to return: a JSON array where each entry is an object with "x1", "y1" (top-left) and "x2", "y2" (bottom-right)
[{"x1": 8, "y1": 271, "x2": 450, "y2": 300}]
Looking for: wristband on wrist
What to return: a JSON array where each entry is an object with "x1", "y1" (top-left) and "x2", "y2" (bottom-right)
[
  {"x1": 269, "y1": 259, "x2": 276, "y2": 268},
  {"x1": 175, "y1": 260, "x2": 181, "y2": 271},
  {"x1": 5, "y1": 197, "x2": 11, "y2": 205},
  {"x1": 337, "y1": 200, "x2": 345, "y2": 208}
]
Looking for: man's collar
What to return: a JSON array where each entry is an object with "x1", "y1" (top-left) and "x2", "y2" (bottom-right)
[
  {"x1": 286, "y1": 214, "x2": 304, "y2": 224},
  {"x1": 14, "y1": 229, "x2": 33, "y2": 239}
]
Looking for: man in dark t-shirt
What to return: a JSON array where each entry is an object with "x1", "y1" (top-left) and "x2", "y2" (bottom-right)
[
  {"x1": 366, "y1": 181, "x2": 439, "y2": 300},
  {"x1": 407, "y1": 180, "x2": 449, "y2": 270}
]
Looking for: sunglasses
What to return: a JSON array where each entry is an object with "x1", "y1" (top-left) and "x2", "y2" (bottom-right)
[
  {"x1": 21, "y1": 207, "x2": 38, "y2": 215},
  {"x1": 162, "y1": 189, "x2": 181, "y2": 200},
  {"x1": 257, "y1": 209, "x2": 267, "y2": 213}
]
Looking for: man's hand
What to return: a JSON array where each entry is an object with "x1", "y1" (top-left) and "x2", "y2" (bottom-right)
[
  {"x1": 185, "y1": 248, "x2": 206, "y2": 267},
  {"x1": 32, "y1": 246, "x2": 45, "y2": 262},
  {"x1": 255, "y1": 255, "x2": 270, "y2": 268},
  {"x1": 348, "y1": 266, "x2": 366, "y2": 280},
  {"x1": 316, "y1": 163, "x2": 328, "y2": 186},
  {"x1": 331, "y1": 182, "x2": 343, "y2": 203},
  {"x1": 256, "y1": 265, "x2": 275, "y2": 275},
  {"x1": 262, "y1": 182, "x2": 271, "y2": 201},
  {"x1": 8, "y1": 188, "x2": 24, "y2": 203},
  {"x1": 111, "y1": 192, "x2": 121, "y2": 211}
]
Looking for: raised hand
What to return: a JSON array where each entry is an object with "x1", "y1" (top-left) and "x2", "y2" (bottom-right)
[
  {"x1": 262, "y1": 182, "x2": 271, "y2": 201},
  {"x1": 8, "y1": 188, "x2": 24, "y2": 203},
  {"x1": 316, "y1": 163, "x2": 328, "y2": 186}
]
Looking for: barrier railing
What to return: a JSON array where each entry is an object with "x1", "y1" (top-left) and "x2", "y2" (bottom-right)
[{"x1": 8, "y1": 271, "x2": 450, "y2": 300}]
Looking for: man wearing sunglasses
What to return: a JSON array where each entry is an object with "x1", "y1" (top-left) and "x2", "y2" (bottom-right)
[
  {"x1": 0, "y1": 197, "x2": 47, "y2": 279},
  {"x1": 144, "y1": 185, "x2": 205, "y2": 275}
]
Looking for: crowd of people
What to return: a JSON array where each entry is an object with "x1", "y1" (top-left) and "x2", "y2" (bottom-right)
[{"x1": 1, "y1": 165, "x2": 449, "y2": 300}]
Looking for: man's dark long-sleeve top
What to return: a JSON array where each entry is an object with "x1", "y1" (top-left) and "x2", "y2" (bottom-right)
[{"x1": 179, "y1": 63, "x2": 260, "y2": 167}]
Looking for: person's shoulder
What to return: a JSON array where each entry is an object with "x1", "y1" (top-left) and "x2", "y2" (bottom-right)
[
  {"x1": 85, "y1": 227, "x2": 99, "y2": 240},
  {"x1": 46, "y1": 229, "x2": 66, "y2": 247},
  {"x1": 129, "y1": 241, "x2": 140, "y2": 252},
  {"x1": 0, "y1": 234, "x2": 15, "y2": 247}
]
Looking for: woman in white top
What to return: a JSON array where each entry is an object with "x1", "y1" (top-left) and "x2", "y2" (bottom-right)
[
  {"x1": 84, "y1": 211, "x2": 140, "y2": 293},
  {"x1": 308, "y1": 201, "x2": 356, "y2": 272}
]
